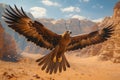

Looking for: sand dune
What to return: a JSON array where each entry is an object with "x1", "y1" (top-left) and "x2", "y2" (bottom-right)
[{"x1": 0, "y1": 52, "x2": 120, "y2": 80}]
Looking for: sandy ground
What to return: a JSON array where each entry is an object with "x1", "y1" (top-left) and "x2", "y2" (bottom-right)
[{"x1": 0, "y1": 52, "x2": 120, "y2": 80}]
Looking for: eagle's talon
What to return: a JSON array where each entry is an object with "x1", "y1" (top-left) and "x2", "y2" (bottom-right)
[
  {"x1": 53, "y1": 56, "x2": 62, "y2": 63},
  {"x1": 58, "y1": 57, "x2": 62, "y2": 62},
  {"x1": 53, "y1": 56, "x2": 57, "y2": 63}
]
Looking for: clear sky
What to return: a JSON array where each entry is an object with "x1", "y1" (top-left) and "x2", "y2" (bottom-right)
[{"x1": 0, "y1": 0, "x2": 119, "y2": 22}]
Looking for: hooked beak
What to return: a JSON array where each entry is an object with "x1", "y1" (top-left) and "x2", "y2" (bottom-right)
[{"x1": 69, "y1": 31, "x2": 72, "y2": 34}]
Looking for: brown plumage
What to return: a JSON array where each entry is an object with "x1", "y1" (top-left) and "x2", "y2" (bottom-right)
[{"x1": 3, "y1": 5, "x2": 114, "y2": 74}]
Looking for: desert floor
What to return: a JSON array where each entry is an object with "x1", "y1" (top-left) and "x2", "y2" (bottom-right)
[{"x1": 0, "y1": 52, "x2": 120, "y2": 80}]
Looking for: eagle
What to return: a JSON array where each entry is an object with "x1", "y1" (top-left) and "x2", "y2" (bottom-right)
[{"x1": 3, "y1": 5, "x2": 114, "y2": 74}]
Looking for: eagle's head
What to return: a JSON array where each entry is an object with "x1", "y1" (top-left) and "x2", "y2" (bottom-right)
[
  {"x1": 67, "y1": 30, "x2": 72, "y2": 34},
  {"x1": 62, "y1": 30, "x2": 72, "y2": 38}
]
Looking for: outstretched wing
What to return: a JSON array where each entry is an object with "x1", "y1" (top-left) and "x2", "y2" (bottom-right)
[
  {"x1": 67, "y1": 24, "x2": 114, "y2": 51},
  {"x1": 3, "y1": 5, "x2": 61, "y2": 50}
]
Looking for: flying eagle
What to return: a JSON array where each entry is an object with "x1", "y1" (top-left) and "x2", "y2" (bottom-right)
[{"x1": 3, "y1": 5, "x2": 114, "y2": 74}]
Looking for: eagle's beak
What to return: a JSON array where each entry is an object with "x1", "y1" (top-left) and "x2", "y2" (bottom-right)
[{"x1": 69, "y1": 31, "x2": 72, "y2": 34}]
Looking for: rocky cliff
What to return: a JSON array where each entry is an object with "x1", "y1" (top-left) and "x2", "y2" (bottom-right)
[
  {"x1": 75, "y1": 2, "x2": 120, "y2": 63},
  {"x1": 0, "y1": 22, "x2": 19, "y2": 61},
  {"x1": 98, "y1": 17, "x2": 120, "y2": 63},
  {"x1": 0, "y1": 22, "x2": 4, "y2": 56}
]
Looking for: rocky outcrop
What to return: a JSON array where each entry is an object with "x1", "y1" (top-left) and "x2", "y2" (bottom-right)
[
  {"x1": 113, "y1": 1, "x2": 120, "y2": 19},
  {"x1": 0, "y1": 22, "x2": 19, "y2": 61},
  {"x1": 75, "y1": 18, "x2": 120, "y2": 63},
  {"x1": 76, "y1": 1, "x2": 120, "y2": 63},
  {"x1": 0, "y1": 22, "x2": 4, "y2": 57},
  {"x1": 97, "y1": 18, "x2": 120, "y2": 62}
]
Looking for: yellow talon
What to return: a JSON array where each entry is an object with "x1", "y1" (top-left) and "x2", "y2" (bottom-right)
[
  {"x1": 53, "y1": 56, "x2": 62, "y2": 63},
  {"x1": 58, "y1": 57, "x2": 62, "y2": 62},
  {"x1": 53, "y1": 56, "x2": 57, "y2": 63}
]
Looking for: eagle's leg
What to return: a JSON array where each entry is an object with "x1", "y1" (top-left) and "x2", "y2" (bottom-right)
[
  {"x1": 58, "y1": 57, "x2": 62, "y2": 62},
  {"x1": 51, "y1": 45, "x2": 63, "y2": 63},
  {"x1": 54, "y1": 45, "x2": 66, "y2": 63},
  {"x1": 53, "y1": 56, "x2": 57, "y2": 62},
  {"x1": 53, "y1": 51, "x2": 63, "y2": 63},
  {"x1": 53, "y1": 54, "x2": 62, "y2": 63}
]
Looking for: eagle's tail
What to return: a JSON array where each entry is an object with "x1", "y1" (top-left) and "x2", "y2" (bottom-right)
[{"x1": 36, "y1": 49, "x2": 70, "y2": 74}]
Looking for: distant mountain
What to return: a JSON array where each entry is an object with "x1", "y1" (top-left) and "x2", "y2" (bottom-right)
[
  {"x1": 36, "y1": 18, "x2": 96, "y2": 35},
  {"x1": 0, "y1": 3, "x2": 97, "y2": 53}
]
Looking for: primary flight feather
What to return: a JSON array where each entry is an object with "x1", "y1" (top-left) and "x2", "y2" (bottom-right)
[{"x1": 3, "y1": 5, "x2": 114, "y2": 74}]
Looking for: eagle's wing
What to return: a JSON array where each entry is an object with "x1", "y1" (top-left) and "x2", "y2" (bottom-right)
[
  {"x1": 67, "y1": 24, "x2": 114, "y2": 51},
  {"x1": 3, "y1": 5, "x2": 61, "y2": 50}
]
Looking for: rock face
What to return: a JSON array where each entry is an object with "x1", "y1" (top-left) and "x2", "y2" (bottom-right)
[
  {"x1": 113, "y1": 1, "x2": 120, "y2": 19},
  {"x1": 76, "y1": 1, "x2": 120, "y2": 63},
  {"x1": 0, "y1": 22, "x2": 18, "y2": 61},
  {"x1": 0, "y1": 22, "x2": 4, "y2": 57}
]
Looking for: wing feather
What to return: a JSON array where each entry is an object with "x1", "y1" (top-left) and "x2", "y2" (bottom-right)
[
  {"x1": 3, "y1": 5, "x2": 61, "y2": 50},
  {"x1": 67, "y1": 24, "x2": 114, "y2": 51}
]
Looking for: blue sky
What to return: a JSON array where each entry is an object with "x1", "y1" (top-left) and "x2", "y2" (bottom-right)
[{"x1": 0, "y1": 0, "x2": 119, "y2": 22}]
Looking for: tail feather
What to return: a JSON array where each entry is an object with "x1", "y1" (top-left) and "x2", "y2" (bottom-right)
[
  {"x1": 59, "y1": 61, "x2": 62, "y2": 72},
  {"x1": 46, "y1": 59, "x2": 53, "y2": 73},
  {"x1": 36, "y1": 56, "x2": 44, "y2": 62},
  {"x1": 41, "y1": 53, "x2": 53, "y2": 70},
  {"x1": 36, "y1": 52, "x2": 70, "y2": 74},
  {"x1": 50, "y1": 63, "x2": 55, "y2": 74},
  {"x1": 37, "y1": 52, "x2": 53, "y2": 66},
  {"x1": 64, "y1": 55, "x2": 70, "y2": 68},
  {"x1": 61, "y1": 55, "x2": 67, "y2": 71},
  {"x1": 41, "y1": 56, "x2": 50, "y2": 70},
  {"x1": 54, "y1": 63, "x2": 59, "y2": 73}
]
